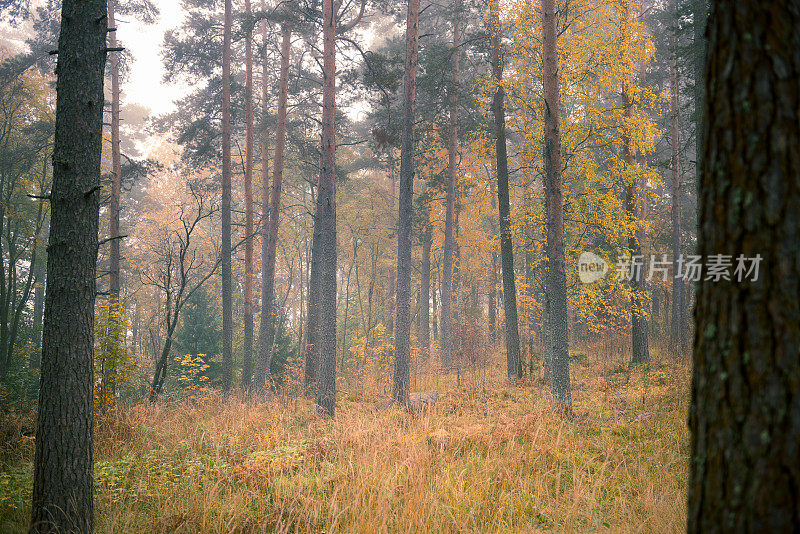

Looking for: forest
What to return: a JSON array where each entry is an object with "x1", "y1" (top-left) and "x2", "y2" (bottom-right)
[{"x1": 0, "y1": 0, "x2": 798, "y2": 532}]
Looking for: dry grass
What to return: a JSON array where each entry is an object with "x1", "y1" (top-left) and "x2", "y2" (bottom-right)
[{"x1": 0, "y1": 353, "x2": 690, "y2": 533}]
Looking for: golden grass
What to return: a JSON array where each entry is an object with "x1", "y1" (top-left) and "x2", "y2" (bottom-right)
[{"x1": 0, "y1": 354, "x2": 690, "y2": 533}]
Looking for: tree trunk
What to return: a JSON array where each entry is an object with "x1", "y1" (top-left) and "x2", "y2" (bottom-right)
[
  {"x1": 255, "y1": 23, "x2": 291, "y2": 394},
  {"x1": 542, "y1": 0, "x2": 571, "y2": 414},
  {"x1": 419, "y1": 185, "x2": 431, "y2": 360},
  {"x1": 241, "y1": 0, "x2": 256, "y2": 392},
  {"x1": 103, "y1": 0, "x2": 122, "y2": 399},
  {"x1": 440, "y1": 0, "x2": 461, "y2": 372},
  {"x1": 30, "y1": 0, "x2": 106, "y2": 529},
  {"x1": 669, "y1": 4, "x2": 683, "y2": 357},
  {"x1": 394, "y1": 0, "x2": 419, "y2": 405},
  {"x1": 488, "y1": 178, "x2": 497, "y2": 342},
  {"x1": 620, "y1": 0, "x2": 649, "y2": 365},
  {"x1": 314, "y1": 0, "x2": 337, "y2": 416},
  {"x1": 490, "y1": 0, "x2": 521, "y2": 379},
  {"x1": 688, "y1": 1, "x2": 800, "y2": 530},
  {"x1": 220, "y1": 0, "x2": 233, "y2": 391}
]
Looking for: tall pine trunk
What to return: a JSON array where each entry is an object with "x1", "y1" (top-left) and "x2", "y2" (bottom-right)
[
  {"x1": 620, "y1": 0, "x2": 649, "y2": 365},
  {"x1": 394, "y1": 0, "x2": 419, "y2": 404},
  {"x1": 255, "y1": 22, "x2": 292, "y2": 394},
  {"x1": 419, "y1": 184, "x2": 431, "y2": 360},
  {"x1": 30, "y1": 0, "x2": 107, "y2": 529},
  {"x1": 669, "y1": 4, "x2": 683, "y2": 357},
  {"x1": 241, "y1": 0, "x2": 256, "y2": 391},
  {"x1": 440, "y1": 0, "x2": 461, "y2": 372},
  {"x1": 489, "y1": 0, "x2": 521, "y2": 379},
  {"x1": 688, "y1": 1, "x2": 800, "y2": 530},
  {"x1": 314, "y1": 0, "x2": 337, "y2": 416},
  {"x1": 220, "y1": 0, "x2": 234, "y2": 391},
  {"x1": 542, "y1": 0, "x2": 571, "y2": 414}
]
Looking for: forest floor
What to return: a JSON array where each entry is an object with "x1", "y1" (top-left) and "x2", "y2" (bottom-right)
[{"x1": 0, "y1": 351, "x2": 690, "y2": 533}]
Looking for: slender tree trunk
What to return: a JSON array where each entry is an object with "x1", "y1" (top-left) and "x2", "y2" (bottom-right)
[
  {"x1": 305, "y1": 190, "x2": 322, "y2": 386},
  {"x1": 688, "y1": 1, "x2": 800, "y2": 530},
  {"x1": 490, "y1": 0, "x2": 521, "y2": 379},
  {"x1": 669, "y1": 5, "x2": 683, "y2": 357},
  {"x1": 440, "y1": 0, "x2": 461, "y2": 372},
  {"x1": 542, "y1": 0, "x2": 571, "y2": 414},
  {"x1": 241, "y1": 0, "x2": 256, "y2": 391},
  {"x1": 620, "y1": 0, "x2": 649, "y2": 365},
  {"x1": 393, "y1": 0, "x2": 419, "y2": 404},
  {"x1": 488, "y1": 179, "x2": 498, "y2": 342},
  {"x1": 103, "y1": 0, "x2": 122, "y2": 400},
  {"x1": 315, "y1": 0, "x2": 337, "y2": 416},
  {"x1": 220, "y1": 0, "x2": 234, "y2": 391},
  {"x1": 420, "y1": 185, "x2": 431, "y2": 360},
  {"x1": 30, "y1": 0, "x2": 106, "y2": 529},
  {"x1": 255, "y1": 23, "x2": 292, "y2": 394}
]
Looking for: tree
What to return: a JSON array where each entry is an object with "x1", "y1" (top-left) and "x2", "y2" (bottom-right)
[
  {"x1": 542, "y1": 0, "x2": 571, "y2": 414},
  {"x1": 393, "y1": 0, "x2": 419, "y2": 405},
  {"x1": 314, "y1": 0, "x2": 337, "y2": 416},
  {"x1": 255, "y1": 16, "x2": 293, "y2": 394},
  {"x1": 220, "y1": 0, "x2": 233, "y2": 391},
  {"x1": 29, "y1": 0, "x2": 107, "y2": 529},
  {"x1": 241, "y1": 0, "x2": 256, "y2": 393},
  {"x1": 440, "y1": 0, "x2": 461, "y2": 372},
  {"x1": 687, "y1": 1, "x2": 800, "y2": 530},
  {"x1": 488, "y1": 0, "x2": 521, "y2": 379},
  {"x1": 668, "y1": 0, "x2": 682, "y2": 356},
  {"x1": 619, "y1": 0, "x2": 650, "y2": 365}
]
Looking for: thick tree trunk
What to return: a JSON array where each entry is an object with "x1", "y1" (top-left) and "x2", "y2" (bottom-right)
[
  {"x1": 440, "y1": 0, "x2": 461, "y2": 372},
  {"x1": 255, "y1": 23, "x2": 291, "y2": 394},
  {"x1": 688, "y1": 1, "x2": 800, "y2": 531},
  {"x1": 669, "y1": 8, "x2": 683, "y2": 357},
  {"x1": 542, "y1": 0, "x2": 571, "y2": 414},
  {"x1": 30, "y1": 0, "x2": 107, "y2": 530},
  {"x1": 393, "y1": 0, "x2": 419, "y2": 405},
  {"x1": 241, "y1": 0, "x2": 256, "y2": 392},
  {"x1": 220, "y1": 0, "x2": 233, "y2": 391},
  {"x1": 490, "y1": 0, "x2": 521, "y2": 379},
  {"x1": 315, "y1": 0, "x2": 337, "y2": 416}
]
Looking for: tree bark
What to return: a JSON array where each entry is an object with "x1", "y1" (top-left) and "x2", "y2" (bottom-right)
[
  {"x1": 220, "y1": 0, "x2": 233, "y2": 391},
  {"x1": 440, "y1": 0, "x2": 461, "y2": 372},
  {"x1": 241, "y1": 0, "x2": 256, "y2": 392},
  {"x1": 669, "y1": 3, "x2": 683, "y2": 357},
  {"x1": 490, "y1": 0, "x2": 521, "y2": 379},
  {"x1": 393, "y1": 0, "x2": 419, "y2": 405},
  {"x1": 542, "y1": 0, "x2": 571, "y2": 414},
  {"x1": 688, "y1": 1, "x2": 800, "y2": 531},
  {"x1": 419, "y1": 184, "x2": 431, "y2": 360},
  {"x1": 255, "y1": 23, "x2": 292, "y2": 394},
  {"x1": 314, "y1": 0, "x2": 337, "y2": 416},
  {"x1": 30, "y1": 0, "x2": 107, "y2": 530},
  {"x1": 620, "y1": 0, "x2": 649, "y2": 365}
]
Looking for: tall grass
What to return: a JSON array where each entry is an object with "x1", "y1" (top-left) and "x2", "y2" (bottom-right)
[{"x1": 1, "y1": 352, "x2": 689, "y2": 532}]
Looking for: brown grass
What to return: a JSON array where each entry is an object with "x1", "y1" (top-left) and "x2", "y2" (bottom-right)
[{"x1": 0, "y1": 353, "x2": 690, "y2": 533}]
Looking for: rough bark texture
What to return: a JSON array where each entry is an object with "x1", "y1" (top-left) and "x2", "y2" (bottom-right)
[
  {"x1": 241, "y1": 0, "x2": 255, "y2": 392},
  {"x1": 315, "y1": 0, "x2": 337, "y2": 416},
  {"x1": 440, "y1": 0, "x2": 461, "y2": 372},
  {"x1": 669, "y1": 5, "x2": 683, "y2": 357},
  {"x1": 30, "y1": 0, "x2": 107, "y2": 530},
  {"x1": 490, "y1": 0, "x2": 521, "y2": 379},
  {"x1": 687, "y1": 1, "x2": 800, "y2": 531},
  {"x1": 255, "y1": 23, "x2": 291, "y2": 394},
  {"x1": 393, "y1": 0, "x2": 419, "y2": 405},
  {"x1": 542, "y1": 0, "x2": 571, "y2": 414},
  {"x1": 220, "y1": 0, "x2": 233, "y2": 391}
]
